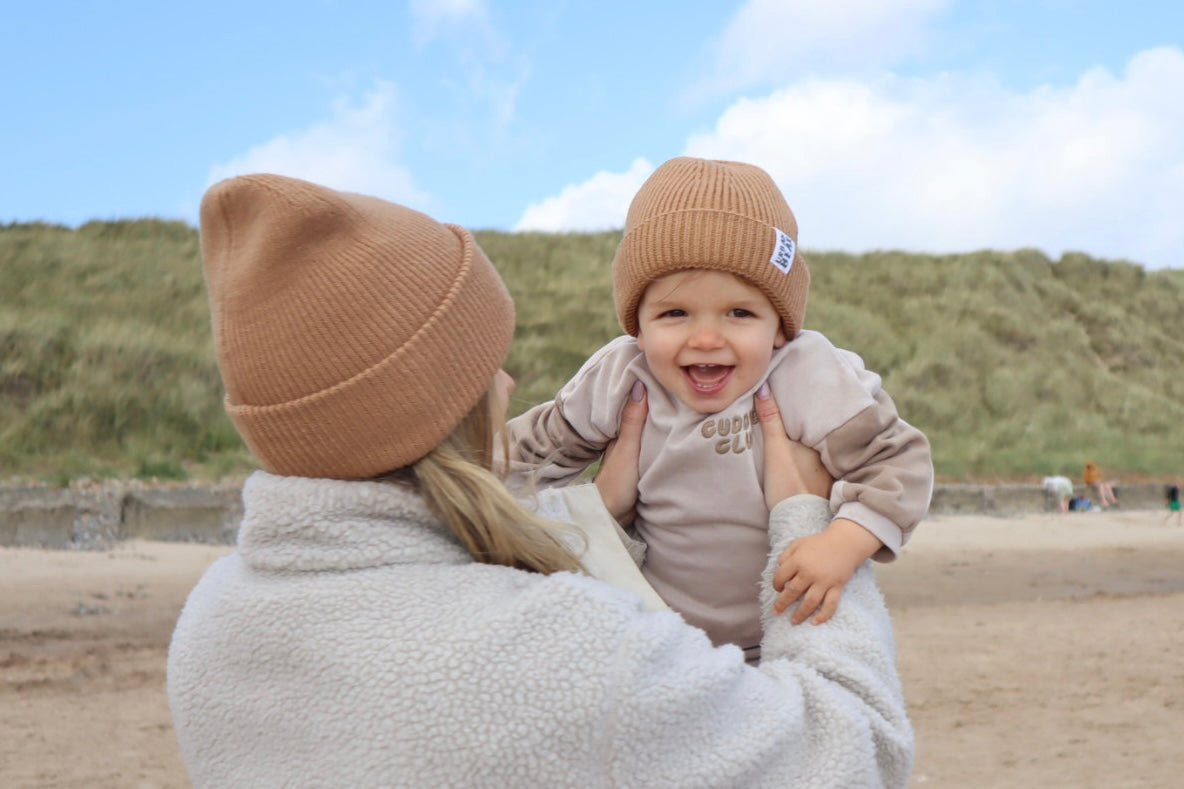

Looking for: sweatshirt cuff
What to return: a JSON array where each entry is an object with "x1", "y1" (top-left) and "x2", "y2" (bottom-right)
[{"x1": 833, "y1": 501, "x2": 903, "y2": 562}]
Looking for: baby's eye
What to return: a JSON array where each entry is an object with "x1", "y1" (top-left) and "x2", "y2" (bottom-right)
[
  {"x1": 728, "y1": 308, "x2": 756, "y2": 318},
  {"x1": 659, "y1": 308, "x2": 687, "y2": 318}
]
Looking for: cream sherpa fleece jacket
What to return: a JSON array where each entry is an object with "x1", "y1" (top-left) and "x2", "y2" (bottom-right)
[{"x1": 167, "y1": 472, "x2": 912, "y2": 788}]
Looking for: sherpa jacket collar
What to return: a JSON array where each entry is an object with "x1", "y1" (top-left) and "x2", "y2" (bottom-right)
[{"x1": 235, "y1": 470, "x2": 471, "y2": 574}]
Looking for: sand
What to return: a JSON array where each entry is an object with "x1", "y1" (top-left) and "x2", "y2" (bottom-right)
[{"x1": 3, "y1": 509, "x2": 1182, "y2": 788}]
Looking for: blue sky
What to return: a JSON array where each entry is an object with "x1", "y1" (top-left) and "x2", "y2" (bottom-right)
[{"x1": 4, "y1": 0, "x2": 1182, "y2": 268}]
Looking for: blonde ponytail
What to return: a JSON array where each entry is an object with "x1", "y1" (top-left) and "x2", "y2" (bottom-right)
[{"x1": 391, "y1": 389, "x2": 585, "y2": 575}]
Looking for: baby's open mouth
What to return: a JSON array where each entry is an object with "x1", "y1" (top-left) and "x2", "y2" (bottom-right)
[{"x1": 683, "y1": 364, "x2": 733, "y2": 394}]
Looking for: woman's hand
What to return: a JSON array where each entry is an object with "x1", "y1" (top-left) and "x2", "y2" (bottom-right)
[
  {"x1": 753, "y1": 382, "x2": 832, "y2": 508},
  {"x1": 594, "y1": 381, "x2": 648, "y2": 524}
]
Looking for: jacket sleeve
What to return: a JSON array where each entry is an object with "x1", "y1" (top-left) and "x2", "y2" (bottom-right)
[
  {"x1": 769, "y1": 334, "x2": 933, "y2": 560},
  {"x1": 823, "y1": 387, "x2": 933, "y2": 560},
  {"x1": 501, "y1": 336, "x2": 640, "y2": 489},
  {"x1": 501, "y1": 400, "x2": 606, "y2": 488},
  {"x1": 592, "y1": 495, "x2": 914, "y2": 788}
]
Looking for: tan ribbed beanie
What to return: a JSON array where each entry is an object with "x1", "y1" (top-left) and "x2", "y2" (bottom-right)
[
  {"x1": 612, "y1": 157, "x2": 810, "y2": 339},
  {"x1": 199, "y1": 174, "x2": 515, "y2": 479}
]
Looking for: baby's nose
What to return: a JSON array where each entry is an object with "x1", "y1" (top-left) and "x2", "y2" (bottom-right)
[{"x1": 687, "y1": 322, "x2": 724, "y2": 348}]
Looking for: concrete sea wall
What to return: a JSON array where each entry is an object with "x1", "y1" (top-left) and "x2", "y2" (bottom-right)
[
  {"x1": 0, "y1": 480, "x2": 1172, "y2": 549},
  {"x1": 0, "y1": 481, "x2": 242, "y2": 549}
]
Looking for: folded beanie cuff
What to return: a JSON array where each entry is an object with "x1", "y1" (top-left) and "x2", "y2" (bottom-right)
[
  {"x1": 610, "y1": 157, "x2": 810, "y2": 340},
  {"x1": 227, "y1": 225, "x2": 513, "y2": 479},
  {"x1": 200, "y1": 174, "x2": 515, "y2": 481},
  {"x1": 613, "y1": 208, "x2": 809, "y2": 339}
]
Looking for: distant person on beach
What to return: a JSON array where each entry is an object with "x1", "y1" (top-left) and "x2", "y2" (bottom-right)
[
  {"x1": 505, "y1": 157, "x2": 933, "y2": 662},
  {"x1": 1165, "y1": 483, "x2": 1182, "y2": 526},
  {"x1": 1083, "y1": 460, "x2": 1118, "y2": 508},
  {"x1": 166, "y1": 174, "x2": 914, "y2": 787},
  {"x1": 1042, "y1": 475, "x2": 1074, "y2": 513}
]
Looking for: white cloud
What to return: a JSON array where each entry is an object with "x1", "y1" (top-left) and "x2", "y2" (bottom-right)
[
  {"x1": 406, "y1": 0, "x2": 522, "y2": 137},
  {"x1": 409, "y1": 0, "x2": 490, "y2": 45},
  {"x1": 514, "y1": 158, "x2": 654, "y2": 231},
  {"x1": 696, "y1": 0, "x2": 949, "y2": 97},
  {"x1": 206, "y1": 81, "x2": 433, "y2": 211},
  {"x1": 681, "y1": 46, "x2": 1184, "y2": 269},
  {"x1": 410, "y1": 0, "x2": 486, "y2": 22}
]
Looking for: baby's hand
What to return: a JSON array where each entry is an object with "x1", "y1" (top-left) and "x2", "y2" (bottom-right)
[{"x1": 772, "y1": 518, "x2": 882, "y2": 624}]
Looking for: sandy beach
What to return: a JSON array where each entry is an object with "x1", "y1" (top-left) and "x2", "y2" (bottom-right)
[{"x1": 3, "y1": 508, "x2": 1182, "y2": 788}]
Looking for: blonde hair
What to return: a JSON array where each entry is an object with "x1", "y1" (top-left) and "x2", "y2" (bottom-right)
[{"x1": 389, "y1": 388, "x2": 585, "y2": 575}]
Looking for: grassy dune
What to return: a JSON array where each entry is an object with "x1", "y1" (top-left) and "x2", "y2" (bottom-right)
[{"x1": 3, "y1": 220, "x2": 1182, "y2": 483}]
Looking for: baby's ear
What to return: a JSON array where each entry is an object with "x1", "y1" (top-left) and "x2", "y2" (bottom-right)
[
  {"x1": 773, "y1": 326, "x2": 788, "y2": 348},
  {"x1": 636, "y1": 330, "x2": 646, "y2": 352}
]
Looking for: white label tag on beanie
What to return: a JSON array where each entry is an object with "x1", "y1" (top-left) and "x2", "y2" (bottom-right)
[{"x1": 770, "y1": 228, "x2": 796, "y2": 274}]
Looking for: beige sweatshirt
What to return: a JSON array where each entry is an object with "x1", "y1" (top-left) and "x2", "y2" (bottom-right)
[{"x1": 505, "y1": 331, "x2": 933, "y2": 654}]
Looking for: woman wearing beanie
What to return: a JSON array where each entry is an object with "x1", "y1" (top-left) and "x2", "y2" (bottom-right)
[{"x1": 167, "y1": 174, "x2": 913, "y2": 788}]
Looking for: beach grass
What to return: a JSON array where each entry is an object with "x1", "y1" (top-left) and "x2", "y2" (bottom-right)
[{"x1": 3, "y1": 219, "x2": 1182, "y2": 483}]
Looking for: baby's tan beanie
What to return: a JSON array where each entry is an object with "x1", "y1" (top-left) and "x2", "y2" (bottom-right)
[
  {"x1": 199, "y1": 174, "x2": 515, "y2": 479},
  {"x1": 612, "y1": 157, "x2": 810, "y2": 339}
]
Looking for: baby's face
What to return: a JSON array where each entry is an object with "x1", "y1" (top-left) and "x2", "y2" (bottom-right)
[{"x1": 637, "y1": 269, "x2": 786, "y2": 415}]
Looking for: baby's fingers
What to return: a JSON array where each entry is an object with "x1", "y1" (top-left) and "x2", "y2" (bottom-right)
[
  {"x1": 810, "y1": 587, "x2": 843, "y2": 625},
  {"x1": 790, "y1": 584, "x2": 827, "y2": 625},
  {"x1": 772, "y1": 570, "x2": 808, "y2": 613},
  {"x1": 772, "y1": 551, "x2": 800, "y2": 592}
]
